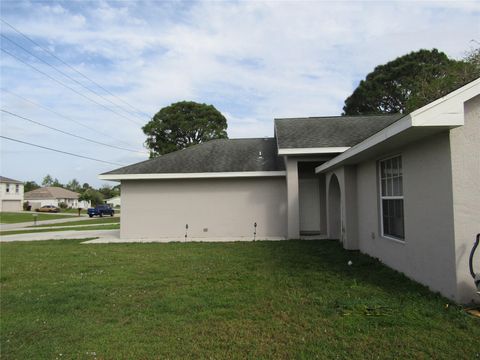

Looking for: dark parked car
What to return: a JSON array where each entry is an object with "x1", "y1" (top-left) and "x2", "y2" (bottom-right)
[
  {"x1": 36, "y1": 205, "x2": 60, "y2": 213},
  {"x1": 88, "y1": 205, "x2": 115, "y2": 217}
]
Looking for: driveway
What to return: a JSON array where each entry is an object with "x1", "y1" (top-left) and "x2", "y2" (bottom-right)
[{"x1": 0, "y1": 229, "x2": 120, "y2": 242}]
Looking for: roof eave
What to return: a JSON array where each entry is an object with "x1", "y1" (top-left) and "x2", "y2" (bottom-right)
[{"x1": 99, "y1": 171, "x2": 287, "y2": 181}]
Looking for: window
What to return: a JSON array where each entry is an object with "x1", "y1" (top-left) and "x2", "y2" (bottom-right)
[
  {"x1": 5, "y1": 184, "x2": 10, "y2": 193},
  {"x1": 15, "y1": 184, "x2": 19, "y2": 193},
  {"x1": 379, "y1": 155, "x2": 404, "y2": 240}
]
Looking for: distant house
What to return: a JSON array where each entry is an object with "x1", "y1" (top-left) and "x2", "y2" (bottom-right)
[
  {"x1": 0, "y1": 176, "x2": 24, "y2": 212},
  {"x1": 24, "y1": 187, "x2": 91, "y2": 209},
  {"x1": 105, "y1": 196, "x2": 121, "y2": 208}
]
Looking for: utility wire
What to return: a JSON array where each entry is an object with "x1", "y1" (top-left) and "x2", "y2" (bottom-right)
[
  {"x1": 1, "y1": 88, "x2": 142, "y2": 149},
  {"x1": 1, "y1": 48, "x2": 143, "y2": 126},
  {"x1": 0, "y1": 135, "x2": 125, "y2": 166},
  {"x1": 1, "y1": 33, "x2": 147, "y2": 123},
  {"x1": 0, "y1": 18, "x2": 150, "y2": 118},
  {"x1": 1, "y1": 109, "x2": 148, "y2": 154}
]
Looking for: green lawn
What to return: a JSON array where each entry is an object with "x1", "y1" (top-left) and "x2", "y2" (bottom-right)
[
  {"x1": 0, "y1": 223, "x2": 119, "y2": 236},
  {"x1": 0, "y1": 211, "x2": 74, "y2": 224},
  {"x1": 28, "y1": 216, "x2": 119, "y2": 228},
  {"x1": 1, "y1": 240, "x2": 478, "y2": 359}
]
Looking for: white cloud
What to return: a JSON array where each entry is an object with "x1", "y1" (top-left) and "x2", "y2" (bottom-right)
[{"x1": 0, "y1": 0, "x2": 478, "y2": 185}]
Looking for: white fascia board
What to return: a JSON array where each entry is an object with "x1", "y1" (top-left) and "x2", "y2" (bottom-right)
[
  {"x1": 315, "y1": 115, "x2": 412, "y2": 173},
  {"x1": 410, "y1": 77, "x2": 480, "y2": 126},
  {"x1": 278, "y1": 147, "x2": 350, "y2": 155},
  {"x1": 99, "y1": 171, "x2": 287, "y2": 181}
]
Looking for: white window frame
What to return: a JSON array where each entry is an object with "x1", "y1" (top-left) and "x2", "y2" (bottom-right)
[
  {"x1": 378, "y1": 154, "x2": 405, "y2": 242},
  {"x1": 5, "y1": 184, "x2": 10, "y2": 193},
  {"x1": 15, "y1": 184, "x2": 20, "y2": 193}
]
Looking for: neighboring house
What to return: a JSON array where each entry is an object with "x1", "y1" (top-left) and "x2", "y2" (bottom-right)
[
  {"x1": 100, "y1": 79, "x2": 480, "y2": 304},
  {"x1": 0, "y1": 176, "x2": 24, "y2": 212},
  {"x1": 24, "y1": 187, "x2": 91, "y2": 209},
  {"x1": 105, "y1": 196, "x2": 121, "y2": 208}
]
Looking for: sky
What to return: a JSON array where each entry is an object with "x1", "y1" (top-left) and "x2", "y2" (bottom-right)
[{"x1": 0, "y1": 0, "x2": 479, "y2": 187}]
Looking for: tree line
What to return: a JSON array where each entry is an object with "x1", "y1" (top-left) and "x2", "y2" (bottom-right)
[{"x1": 24, "y1": 175, "x2": 120, "y2": 206}]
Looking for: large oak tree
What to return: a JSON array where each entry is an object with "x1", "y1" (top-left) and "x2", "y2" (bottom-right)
[
  {"x1": 343, "y1": 48, "x2": 479, "y2": 115},
  {"x1": 143, "y1": 101, "x2": 228, "y2": 157}
]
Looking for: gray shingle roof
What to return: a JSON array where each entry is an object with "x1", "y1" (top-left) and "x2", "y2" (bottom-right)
[
  {"x1": 275, "y1": 114, "x2": 403, "y2": 149},
  {"x1": 103, "y1": 138, "x2": 285, "y2": 175},
  {"x1": 0, "y1": 176, "x2": 23, "y2": 184},
  {"x1": 24, "y1": 187, "x2": 80, "y2": 200}
]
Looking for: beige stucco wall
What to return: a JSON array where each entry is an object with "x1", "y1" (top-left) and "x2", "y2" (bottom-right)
[
  {"x1": 450, "y1": 94, "x2": 480, "y2": 304},
  {"x1": 121, "y1": 177, "x2": 287, "y2": 240},
  {"x1": 355, "y1": 132, "x2": 459, "y2": 301}
]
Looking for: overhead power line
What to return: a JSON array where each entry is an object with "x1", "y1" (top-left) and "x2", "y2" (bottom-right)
[
  {"x1": 0, "y1": 135, "x2": 125, "y2": 166},
  {"x1": 1, "y1": 48, "x2": 143, "y2": 126},
  {"x1": 1, "y1": 109, "x2": 148, "y2": 154},
  {"x1": 1, "y1": 88, "x2": 141, "y2": 148},
  {"x1": 1, "y1": 33, "x2": 148, "y2": 123},
  {"x1": 0, "y1": 18, "x2": 150, "y2": 118}
]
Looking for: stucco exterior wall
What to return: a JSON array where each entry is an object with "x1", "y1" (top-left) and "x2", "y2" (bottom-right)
[
  {"x1": 121, "y1": 177, "x2": 288, "y2": 240},
  {"x1": 450, "y1": 94, "x2": 480, "y2": 304},
  {"x1": 355, "y1": 132, "x2": 458, "y2": 300}
]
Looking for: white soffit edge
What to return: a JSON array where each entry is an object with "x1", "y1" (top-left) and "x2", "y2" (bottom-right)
[
  {"x1": 277, "y1": 147, "x2": 350, "y2": 155},
  {"x1": 99, "y1": 171, "x2": 287, "y2": 181}
]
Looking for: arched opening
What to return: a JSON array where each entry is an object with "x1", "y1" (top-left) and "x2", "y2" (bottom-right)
[{"x1": 328, "y1": 174, "x2": 341, "y2": 240}]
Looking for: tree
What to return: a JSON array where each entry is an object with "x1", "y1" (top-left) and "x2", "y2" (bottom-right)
[
  {"x1": 99, "y1": 184, "x2": 119, "y2": 199},
  {"x1": 79, "y1": 188, "x2": 104, "y2": 206},
  {"x1": 24, "y1": 181, "x2": 40, "y2": 193},
  {"x1": 82, "y1": 183, "x2": 91, "y2": 192},
  {"x1": 42, "y1": 174, "x2": 63, "y2": 187},
  {"x1": 406, "y1": 47, "x2": 480, "y2": 112},
  {"x1": 66, "y1": 179, "x2": 82, "y2": 193},
  {"x1": 342, "y1": 49, "x2": 478, "y2": 115},
  {"x1": 42, "y1": 174, "x2": 54, "y2": 186},
  {"x1": 142, "y1": 101, "x2": 228, "y2": 157}
]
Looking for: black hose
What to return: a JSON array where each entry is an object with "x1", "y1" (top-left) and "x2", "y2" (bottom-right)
[{"x1": 469, "y1": 233, "x2": 479, "y2": 279}]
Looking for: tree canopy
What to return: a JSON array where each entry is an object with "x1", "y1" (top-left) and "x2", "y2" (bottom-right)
[
  {"x1": 142, "y1": 101, "x2": 228, "y2": 157},
  {"x1": 342, "y1": 48, "x2": 480, "y2": 115},
  {"x1": 42, "y1": 174, "x2": 63, "y2": 187}
]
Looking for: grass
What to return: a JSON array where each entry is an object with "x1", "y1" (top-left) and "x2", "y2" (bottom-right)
[
  {"x1": 0, "y1": 211, "x2": 74, "y2": 224},
  {"x1": 28, "y1": 216, "x2": 119, "y2": 228},
  {"x1": 0, "y1": 224, "x2": 119, "y2": 236},
  {"x1": 1, "y1": 240, "x2": 478, "y2": 359}
]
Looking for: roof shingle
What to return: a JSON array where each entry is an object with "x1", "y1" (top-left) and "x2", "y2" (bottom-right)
[
  {"x1": 103, "y1": 138, "x2": 284, "y2": 175},
  {"x1": 24, "y1": 187, "x2": 80, "y2": 200},
  {"x1": 274, "y1": 114, "x2": 403, "y2": 149},
  {"x1": 0, "y1": 176, "x2": 23, "y2": 184}
]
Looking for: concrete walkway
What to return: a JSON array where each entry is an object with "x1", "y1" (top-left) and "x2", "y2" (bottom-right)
[{"x1": 0, "y1": 229, "x2": 120, "y2": 242}]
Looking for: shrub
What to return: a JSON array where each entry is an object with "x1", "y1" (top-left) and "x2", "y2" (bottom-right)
[{"x1": 58, "y1": 202, "x2": 68, "y2": 209}]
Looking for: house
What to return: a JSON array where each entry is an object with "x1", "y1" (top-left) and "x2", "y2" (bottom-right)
[
  {"x1": 105, "y1": 196, "x2": 121, "y2": 208},
  {"x1": 100, "y1": 79, "x2": 480, "y2": 303},
  {"x1": 0, "y1": 176, "x2": 24, "y2": 212},
  {"x1": 24, "y1": 187, "x2": 91, "y2": 209}
]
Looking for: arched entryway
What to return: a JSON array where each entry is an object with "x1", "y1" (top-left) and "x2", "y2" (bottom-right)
[{"x1": 328, "y1": 174, "x2": 341, "y2": 240}]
